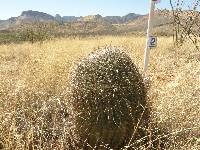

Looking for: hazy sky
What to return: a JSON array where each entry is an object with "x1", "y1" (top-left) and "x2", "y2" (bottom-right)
[{"x1": 0, "y1": 0, "x2": 192, "y2": 20}]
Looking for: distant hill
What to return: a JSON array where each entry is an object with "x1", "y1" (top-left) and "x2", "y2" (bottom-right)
[
  {"x1": 0, "y1": 10, "x2": 56, "y2": 30},
  {"x1": 0, "y1": 10, "x2": 176, "y2": 36},
  {"x1": 127, "y1": 10, "x2": 172, "y2": 30},
  {"x1": 104, "y1": 13, "x2": 141, "y2": 24},
  {"x1": 103, "y1": 16, "x2": 122, "y2": 24},
  {"x1": 0, "y1": 10, "x2": 144, "y2": 30},
  {"x1": 19, "y1": 10, "x2": 55, "y2": 22},
  {"x1": 62, "y1": 16, "x2": 78, "y2": 22},
  {"x1": 0, "y1": 17, "x2": 18, "y2": 30},
  {"x1": 122, "y1": 13, "x2": 142, "y2": 23},
  {"x1": 61, "y1": 13, "x2": 142, "y2": 23},
  {"x1": 79, "y1": 14, "x2": 103, "y2": 22},
  {"x1": 111, "y1": 10, "x2": 173, "y2": 36}
]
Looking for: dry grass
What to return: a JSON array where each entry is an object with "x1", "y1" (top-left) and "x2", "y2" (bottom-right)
[{"x1": 0, "y1": 36, "x2": 199, "y2": 149}]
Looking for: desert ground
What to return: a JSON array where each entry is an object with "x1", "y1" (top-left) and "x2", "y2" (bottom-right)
[{"x1": 0, "y1": 36, "x2": 199, "y2": 149}]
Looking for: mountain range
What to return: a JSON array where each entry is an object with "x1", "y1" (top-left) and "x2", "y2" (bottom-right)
[
  {"x1": 0, "y1": 10, "x2": 144, "y2": 30},
  {"x1": 0, "y1": 10, "x2": 175, "y2": 37}
]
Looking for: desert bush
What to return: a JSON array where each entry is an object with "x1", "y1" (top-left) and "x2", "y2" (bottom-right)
[
  {"x1": 16, "y1": 23, "x2": 55, "y2": 43},
  {"x1": 0, "y1": 32, "x2": 19, "y2": 44},
  {"x1": 69, "y1": 47, "x2": 150, "y2": 149},
  {"x1": 169, "y1": 0, "x2": 200, "y2": 49}
]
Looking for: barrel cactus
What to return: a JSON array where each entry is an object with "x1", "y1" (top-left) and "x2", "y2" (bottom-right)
[{"x1": 69, "y1": 47, "x2": 149, "y2": 149}]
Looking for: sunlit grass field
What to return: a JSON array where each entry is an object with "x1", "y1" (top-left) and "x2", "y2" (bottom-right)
[{"x1": 0, "y1": 36, "x2": 199, "y2": 149}]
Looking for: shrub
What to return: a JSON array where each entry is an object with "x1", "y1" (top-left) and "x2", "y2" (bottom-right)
[{"x1": 16, "y1": 23, "x2": 55, "y2": 43}]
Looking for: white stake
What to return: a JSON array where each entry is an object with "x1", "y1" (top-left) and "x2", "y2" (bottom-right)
[{"x1": 144, "y1": 0, "x2": 156, "y2": 73}]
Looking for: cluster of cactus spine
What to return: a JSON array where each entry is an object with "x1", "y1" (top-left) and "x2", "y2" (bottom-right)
[{"x1": 69, "y1": 47, "x2": 149, "y2": 149}]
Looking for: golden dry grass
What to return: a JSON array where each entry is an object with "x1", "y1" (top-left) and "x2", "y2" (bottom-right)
[{"x1": 0, "y1": 36, "x2": 199, "y2": 149}]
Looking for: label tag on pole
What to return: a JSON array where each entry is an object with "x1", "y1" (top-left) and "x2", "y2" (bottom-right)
[{"x1": 148, "y1": 36, "x2": 157, "y2": 48}]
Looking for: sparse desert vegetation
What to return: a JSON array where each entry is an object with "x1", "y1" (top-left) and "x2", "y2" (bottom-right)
[{"x1": 0, "y1": 36, "x2": 199, "y2": 149}]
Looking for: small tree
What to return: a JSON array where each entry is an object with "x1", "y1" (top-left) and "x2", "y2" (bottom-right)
[{"x1": 169, "y1": 0, "x2": 200, "y2": 49}]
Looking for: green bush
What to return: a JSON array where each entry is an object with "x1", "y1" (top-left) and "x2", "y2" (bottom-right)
[{"x1": 16, "y1": 23, "x2": 54, "y2": 43}]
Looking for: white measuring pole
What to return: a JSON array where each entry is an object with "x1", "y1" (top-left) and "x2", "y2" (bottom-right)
[{"x1": 144, "y1": 0, "x2": 156, "y2": 73}]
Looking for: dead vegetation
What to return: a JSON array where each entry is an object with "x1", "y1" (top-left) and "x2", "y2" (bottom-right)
[{"x1": 0, "y1": 36, "x2": 199, "y2": 149}]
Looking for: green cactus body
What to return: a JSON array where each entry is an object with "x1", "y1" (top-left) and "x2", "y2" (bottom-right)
[{"x1": 70, "y1": 47, "x2": 149, "y2": 149}]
